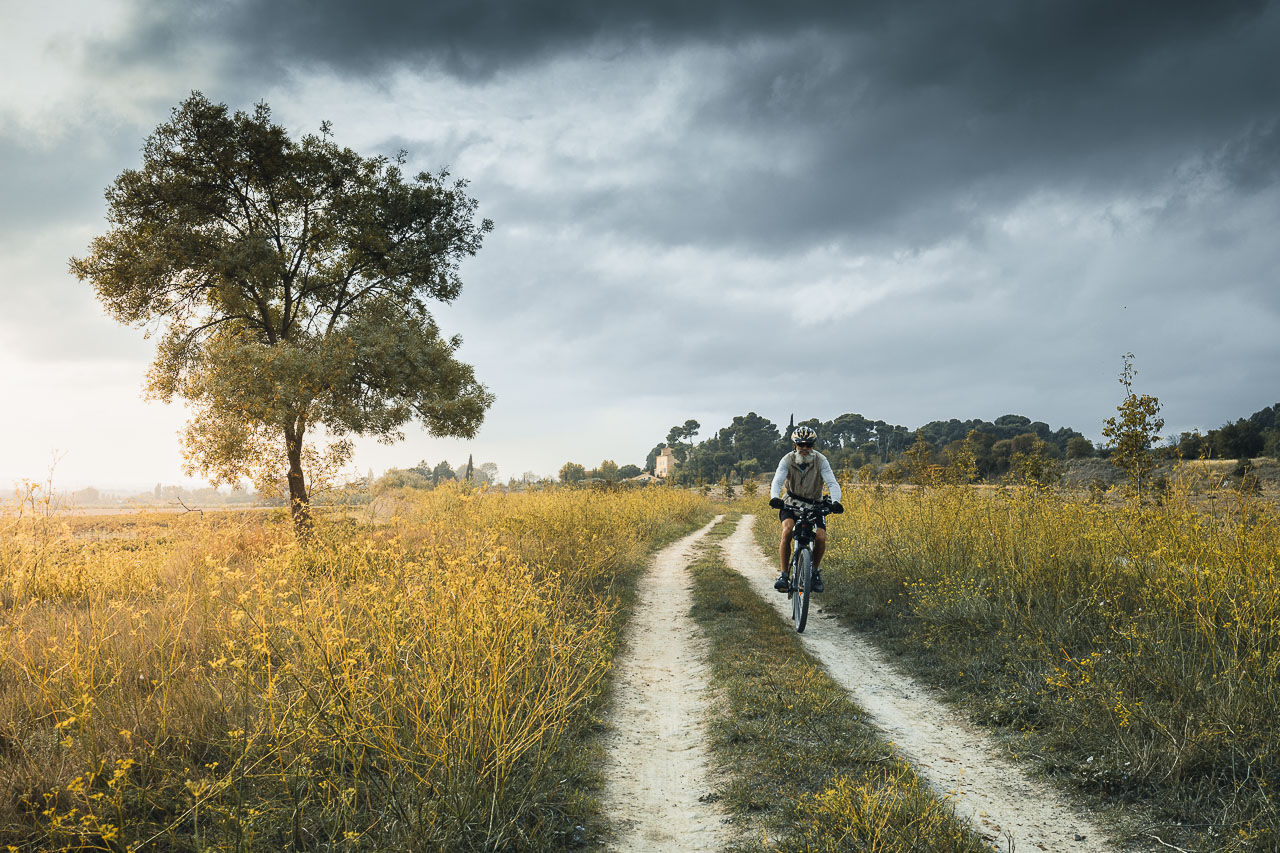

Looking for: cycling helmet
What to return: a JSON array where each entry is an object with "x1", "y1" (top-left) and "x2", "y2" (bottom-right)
[{"x1": 792, "y1": 426, "x2": 817, "y2": 446}]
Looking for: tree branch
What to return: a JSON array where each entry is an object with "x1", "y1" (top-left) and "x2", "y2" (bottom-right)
[
  {"x1": 174, "y1": 496, "x2": 204, "y2": 517},
  {"x1": 241, "y1": 279, "x2": 277, "y2": 344},
  {"x1": 180, "y1": 313, "x2": 259, "y2": 346}
]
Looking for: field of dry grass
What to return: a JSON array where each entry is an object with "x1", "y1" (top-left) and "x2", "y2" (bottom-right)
[
  {"x1": 0, "y1": 484, "x2": 710, "y2": 851},
  {"x1": 8, "y1": 468, "x2": 1278, "y2": 851},
  {"x1": 781, "y1": 474, "x2": 1280, "y2": 851}
]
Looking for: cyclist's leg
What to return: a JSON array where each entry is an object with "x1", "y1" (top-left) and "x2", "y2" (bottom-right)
[
  {"x1": 811, "y1": 526, "x2": 828, "y2": 592},
  {"x1": 779, "y1": 517, "x2": 796, "y2": 573},
  {"x1": 813, "y1": 525, "x2": 827, "y2": 568}
]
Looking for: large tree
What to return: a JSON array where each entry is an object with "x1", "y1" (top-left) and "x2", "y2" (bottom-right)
[{"x1": 71, "y1": 93, "x2": 494, "y2": 536}]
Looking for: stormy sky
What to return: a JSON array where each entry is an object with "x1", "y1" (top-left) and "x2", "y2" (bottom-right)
[{"x1": 2, "y1": 0, "x2": 1279, "y2": 489}]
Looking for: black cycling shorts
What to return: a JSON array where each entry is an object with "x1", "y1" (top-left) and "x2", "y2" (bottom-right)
[{"x1": 779, "y1": 506, "x2": 826, "y2": 530}]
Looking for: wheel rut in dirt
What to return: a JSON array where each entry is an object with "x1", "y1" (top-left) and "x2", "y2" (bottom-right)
[
  {"x1": 723, "y1": 514, "x2": 1123, "y2": 853},
  {"x1": 601, "y1": 516, "x2": 726, "y2": 852}
]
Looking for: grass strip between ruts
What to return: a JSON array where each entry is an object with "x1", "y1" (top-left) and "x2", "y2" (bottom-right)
[{"x1": 688, "y1": 517, "x2": 989, "y2": 852}]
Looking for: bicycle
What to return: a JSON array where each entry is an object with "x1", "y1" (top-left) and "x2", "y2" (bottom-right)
[{"x1": 783, "y1": 496, "x2": 837, "y2": 633}]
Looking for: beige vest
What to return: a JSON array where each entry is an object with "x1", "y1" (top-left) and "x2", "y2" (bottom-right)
[{"x1": 784, "y1": 450, "x2": 826, "y2": 501}]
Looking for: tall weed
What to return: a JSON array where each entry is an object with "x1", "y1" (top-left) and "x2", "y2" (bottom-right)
[
  {"x1": 811, "y1": 481, "x2": 1280, "y2": 850},
  {"x1": 0, "y1": 485, "x2": 708, "y2": 851}
]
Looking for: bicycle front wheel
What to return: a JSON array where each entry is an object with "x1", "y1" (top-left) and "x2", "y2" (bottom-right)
[{"x1": 793, "y1": 547, "x2": 812, "y2": 633}]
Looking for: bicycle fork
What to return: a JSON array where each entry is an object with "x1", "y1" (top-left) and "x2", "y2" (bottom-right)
[{"x1": 789, "y1": 545, "x2": 810, "y2": 595}]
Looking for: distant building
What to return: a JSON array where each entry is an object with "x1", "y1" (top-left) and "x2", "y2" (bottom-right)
[{"x1": 655, "y1": 447, "x2": 676, "y2": 479}]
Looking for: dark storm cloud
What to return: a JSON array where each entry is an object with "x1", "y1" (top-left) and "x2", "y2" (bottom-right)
[
  {"x1": 546, "y1": 0, "x2": 1280, "y2": 249},
  {"x1": 109, "y1": 0, "x2": 1268, "y2": 83},
  {"x1": 1220, "y1": 119, "x2": 1280, "y2": 191},
  {"x1": 107, "y1": 0, "x2": 887, "y2": 78},
  {"x1": 94, "y1": 0, "x2": 1280, "y2": 251}
]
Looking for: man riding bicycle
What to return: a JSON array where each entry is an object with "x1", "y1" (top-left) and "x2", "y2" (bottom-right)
[{"x1": 768, "y1": 425, "x2": 843, "y2": 594}]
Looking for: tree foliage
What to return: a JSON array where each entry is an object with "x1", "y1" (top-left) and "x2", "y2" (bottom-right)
[
  {"x1": 70, "y1": 93, "x2": 494, "y2": 536},
  {"x1": 1101, "y1": 353, "x2": 1165, "y2": 497},
  {"x1": 373, "y1": 468, "x2": 431, "y2": 494},
  {"x1": 665, "y1": 420, "x2": 701, "y2": 462},
  {"x1": 1172, "y1": 403, "x2": 1280, "y2": 462},
  {"x1": 1065, "y1": 436, "x2": 1095, "y2": 459},
  {"x1": 916, "y1": 414, "x2": 1083, "y2": 456},
  {"x1": 1009, "y1": 434, "x2": 1062, "y2": 488},
  {"x1": 559, "y1": 462, "x2": 587, "y2": 484},
  {"x1": 648, "y1": 409, "x2": 1086, "y2": 487}
]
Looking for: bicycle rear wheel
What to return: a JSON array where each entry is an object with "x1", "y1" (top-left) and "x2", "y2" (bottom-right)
[{"x1": 793, "y1": 547, "x2": 812, "y2": 633}]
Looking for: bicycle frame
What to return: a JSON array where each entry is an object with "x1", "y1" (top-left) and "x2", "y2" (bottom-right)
[{"x1": 785, "y1": 497, "x2": 833, "y2": 633}]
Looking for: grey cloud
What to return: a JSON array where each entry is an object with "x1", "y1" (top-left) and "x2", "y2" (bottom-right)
[
  {"x1": 87, "y1": 0, "x2": 1280, "y2": 255},
  {"x1": 32, "y1": 0, "x2": 1280, "y2": 454},
  {"x1": 1220, "y1": 119, "x2": 1280, "y2": 191},
  {"x1": 105, "y1": 0, "x2": 1268, "y2": 85},
  {"x1": 0, "y1": 130, "x2": 137, "y2": 237},
  {"x1": 582, "y1": 8, "x2": 1280, "y2": 251},
  {"x1": 0, "y1": 128, "x2": 158, "y2": 363},
  {"x1": 101, "y1": 0, "x2": 887, "y2": 79}
]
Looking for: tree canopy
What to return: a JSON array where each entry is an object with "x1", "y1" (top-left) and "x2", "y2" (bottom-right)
[
  {"x1": 665, "y1": 420, "x2": 700, "y2": 462},
  {"x1": 649, "y1": 409, "x2": 1088, "y2": 485},
  {"x1": 1174, "y1": 401, "x2": 1280, "y2": 461},
  {"x1": 71, "y1": 93, "x2": 494, "y2": 535},
  {"x1": 559, "y1": 462, "x2": 587, "y2": 484}
]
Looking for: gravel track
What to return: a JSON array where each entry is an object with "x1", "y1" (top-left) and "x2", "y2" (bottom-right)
[
  {"x1": 600, "y1": 517, "x2": 727, "y2": 852},
  {"x1": 722, "y1": 513, "x2": 1123, "y2": 853}
]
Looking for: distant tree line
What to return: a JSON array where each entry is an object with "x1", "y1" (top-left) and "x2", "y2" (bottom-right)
[
  {"x1": 558, "y1": 460, "x2": 644, "y2": 484},
  {"x1": 373, "y1": 456, "x2": 500, "y2": 493},
  {"x1": 1170, "y1": 402, "x2": 1280, "y2": 462},
  {"x1": 645, "y1": 411, "x2": 1088, "y2": 485},
  {"x1": 910, "y1": 415, "x2": 1087, "y2": 482},
  {"x1": 62, "y1": 484, "x2": 258, "y2": 507}
]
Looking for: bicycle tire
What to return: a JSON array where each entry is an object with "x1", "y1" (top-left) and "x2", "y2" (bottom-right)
[{"x1": 793, "y1": 547, "x2": 812, "y2": 633}]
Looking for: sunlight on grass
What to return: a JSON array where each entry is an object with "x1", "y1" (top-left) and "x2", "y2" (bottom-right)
[
  {"x1": 0, "y1": 484, "x2": 708, "y2": 851},
  {"x1": 805, "y1": 477, "x2": 1280, "y2": 851}
]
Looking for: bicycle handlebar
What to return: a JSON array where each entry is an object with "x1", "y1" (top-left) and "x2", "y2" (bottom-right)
[{"x1": 781, "y1": 495, "x2": 841, "y2": 518}]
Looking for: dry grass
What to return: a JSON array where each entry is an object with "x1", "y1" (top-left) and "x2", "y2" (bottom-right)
[
  {"x1": 761, "y1": 473, "x2": 1280, "y2": 851},
  {"x1": 686, "y1": 520, "x2": 987, "y2": 853},
  {"x1": 0, "y1": 484, "x2": 709, "y2": 851}
]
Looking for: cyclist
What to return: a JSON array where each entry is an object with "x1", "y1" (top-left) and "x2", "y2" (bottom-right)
[{"x1": 768, "y1": 425, "x2": 843, "y2": 594}]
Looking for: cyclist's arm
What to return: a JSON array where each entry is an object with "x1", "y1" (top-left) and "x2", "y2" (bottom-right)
[
  {"x1": 820, "y1": 455, "x2": 842, "y2": 502},
  {"x1": 770, "y1": 455, "x2": 789, "y2": 500}
]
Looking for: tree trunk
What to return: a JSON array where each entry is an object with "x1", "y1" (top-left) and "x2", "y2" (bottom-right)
[{"x1": 285, "y1": 425, "x2": 312, "y2": 540}]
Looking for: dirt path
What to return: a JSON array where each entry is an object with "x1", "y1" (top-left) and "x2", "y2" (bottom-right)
[
  {"x1": 723, "y1": 514, "x2": 1123, "y2": 853},
  {"x1": 601, "y1": 517, "x2": 727, "y2": 852}
]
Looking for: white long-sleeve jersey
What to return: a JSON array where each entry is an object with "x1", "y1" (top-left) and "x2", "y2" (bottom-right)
[{"x1": 770, "y1": 450, "x2": 842, "y2": 503}]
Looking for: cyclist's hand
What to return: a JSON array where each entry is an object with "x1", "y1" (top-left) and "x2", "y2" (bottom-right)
[
  {"x1": 831, "y1": 501, "x2": 844, "y2": 514},
  {"x1": 769, "y1": 497, "x2": 784, "y2": 509}
]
